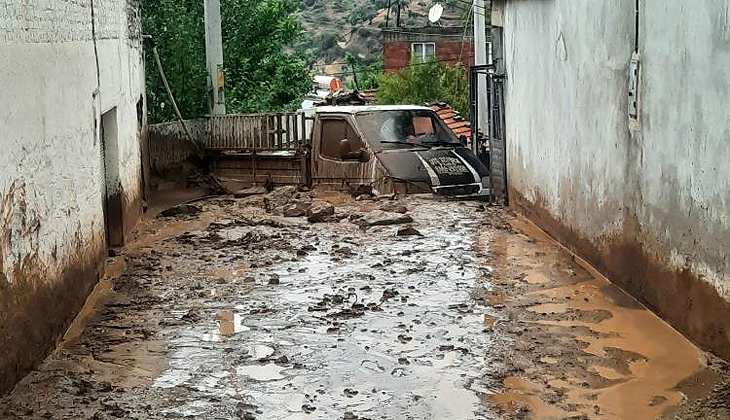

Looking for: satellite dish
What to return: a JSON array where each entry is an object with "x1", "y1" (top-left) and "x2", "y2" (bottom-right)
[{"x1": 428, "y1": 3, "x2": 443, "y2": 23}]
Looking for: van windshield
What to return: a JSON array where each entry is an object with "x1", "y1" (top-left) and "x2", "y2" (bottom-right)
[{"x1": 354, "y1": 110, "x2": 461, "y2": 150}]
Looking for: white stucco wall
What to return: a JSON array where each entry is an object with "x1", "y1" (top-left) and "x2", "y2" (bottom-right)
[
  {"x1": 0, "y1": 0, "x2": 145, "y2": 393},
  {"x1": 639, "y1": 0, "x2": 730, "y2": 300},
  {"x1": 501, "y1": 0, "x2": 635, "y2": 240},
  {"x1": 499, "y1": 0, "x2": 730, "y2": 354},
  {"x1": 0, "y1": 0, "x2": 144, "y2": 284}
]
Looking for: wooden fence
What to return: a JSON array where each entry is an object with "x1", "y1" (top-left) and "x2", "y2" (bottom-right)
[{"x1": 204, "y1": 112, "x2": 312, "y2": 151}]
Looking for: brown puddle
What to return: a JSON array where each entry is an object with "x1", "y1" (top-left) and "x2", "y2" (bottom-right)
[
  {"x1": 490, "y1": 377, "x2": 572, "y2": 418},
  {"x1": 62, "y1": 256, "x2": 126, "y2": 344},
  {"x1": 486, "y1": 215, "x2": 715, "y2": 419}
]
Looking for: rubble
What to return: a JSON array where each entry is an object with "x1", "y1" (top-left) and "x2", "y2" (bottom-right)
[
  {"x1": 157, "y1": 203, "x2": 202, "y2": 218},
  {"x1": 282, "y1": 200, "x2": 311, "y2": 217},
  {"x1": 380, "y1": 201, "x2": 408, "y2": 214},
  {"x1": 356, "y1": 211, "x2": 414, "y2": 227},
  {"x1": 233, "y1": 186, "x2": 268, "y2": 198},
  {"x1": 396, "y1": 227, "x2": 423, "y2": 237},
  {"x1": 307, "y1": 201, "x2": 335, "y2": 222}
]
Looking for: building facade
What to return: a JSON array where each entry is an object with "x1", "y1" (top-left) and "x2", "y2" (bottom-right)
[
  {"x1": 0, "y1": 0, "x2": 146, "y2": 395},
  {"x1": 493, "y1": 0, "x2": 730, "y2": 357},
  {"x1": 382, "y1": 26, "x2": 474, "y2": 72}
]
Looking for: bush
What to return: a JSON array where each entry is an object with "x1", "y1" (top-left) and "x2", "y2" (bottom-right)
[{"x1": 377, "y1": 58, "x2": 470, "y2": 119}]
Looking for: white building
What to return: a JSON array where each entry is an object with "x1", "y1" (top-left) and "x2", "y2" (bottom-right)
[
  {"x1": 0, "y1": 0, "x2": 146, "y2": 394},
  {"x1": 492, "y1": 0, "x2": 730, "y2": 358}
]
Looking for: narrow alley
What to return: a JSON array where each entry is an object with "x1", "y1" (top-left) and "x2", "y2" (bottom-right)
[{"x1": 1, "y1": 189, "x2": 725, "y2": 419}]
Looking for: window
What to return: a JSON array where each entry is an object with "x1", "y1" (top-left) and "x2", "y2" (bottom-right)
[
  {"x1": 411, "y1": 42, "x2": 436, "y2": 63},
  {"x1": 355, "y1": 110, "x2": 460, "y2": 150},
  {"x1": 320, "y1": 118, "x2": 364, "y2": 160}
]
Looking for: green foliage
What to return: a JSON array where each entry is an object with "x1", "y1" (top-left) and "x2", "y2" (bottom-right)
[
  {"x1": 143, "y1": 0, "x2": 207, "y2": 124},
  {"x1": 377, "y1": 59, "x2": 470, "y2": 119},
  {"x1": 143, "y1": 0, "x2": 312, "y2": 123},
  {"x1": 348, "y1": 2, "x2": 378, "y2": 25},
  {"x1": 221, "y1": 0, "x2": 312, "y2": 113}
]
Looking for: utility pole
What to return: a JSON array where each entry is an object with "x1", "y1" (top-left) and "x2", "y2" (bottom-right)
[
  {"x1": 386, "y1": 0, "x2": 391, "y2": 27},
  {"x1": 473, "y1": 0, "x2": 488, "y2": 135},
  {"x1": 396, "y1": 0, "x2": 401, "y2": 27},
  {"x1": 204, "y1": 0, "x2": 226, "y2": 115}
]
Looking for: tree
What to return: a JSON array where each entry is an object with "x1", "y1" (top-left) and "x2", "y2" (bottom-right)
[
  {"x1": 221, "y1": 0, "x2": 312, "y2": 113},
  {"x1": 143, "y1": 0, "x2": 207, "y2": 124},
  {"x1": 143, "y1": 0, "x2": 312, "y2": 123},
  {"x1": 377, "y1": 59, "x2": 470, "y2": 119}
]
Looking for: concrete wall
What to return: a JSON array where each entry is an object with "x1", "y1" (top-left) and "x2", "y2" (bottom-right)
[
  {"x1": 499, "y1": 0, "x2": 730, "y2": 358},
  {"x1": 0, "y1": 0, "x2": 145, "y2": 395}
]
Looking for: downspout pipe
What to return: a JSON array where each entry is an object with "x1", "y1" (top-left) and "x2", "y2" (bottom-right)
[{"x1": 634, "y1": 0, "x2": 639, "y2": 52}]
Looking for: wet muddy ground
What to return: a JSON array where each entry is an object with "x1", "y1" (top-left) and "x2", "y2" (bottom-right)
[{"x1": 1, "y1": 188, "x2": 728, "y2": 419}]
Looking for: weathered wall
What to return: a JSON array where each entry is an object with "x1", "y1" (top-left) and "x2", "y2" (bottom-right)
[
  {"x1": 0, "y1": 0, "x2": 145, "y2": 395},
  {"x1": 500, "y1": 0, "x2": 730, "y2": 358},
  {"x1": 383, "y1": 40, "x2": 474, "y2": 72},
  {"x1": 382, "y1": 27, "x2": 474, "y2": 72}
]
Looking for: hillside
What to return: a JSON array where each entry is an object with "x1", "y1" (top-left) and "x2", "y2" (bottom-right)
[{"x1": 295, "y1": 0, "x2": 470, "y2": 76}]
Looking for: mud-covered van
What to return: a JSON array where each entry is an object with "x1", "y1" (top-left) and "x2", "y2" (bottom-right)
[{"x1": 307, "y1": 105, "x2": 491, "y2": 199}]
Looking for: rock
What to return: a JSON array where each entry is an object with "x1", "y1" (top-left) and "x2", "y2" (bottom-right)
[
  {"x1": 357, "y1": 211, "x2": 413, "y2": 227},
  {"x1": 282, "y1": 200, "x2": 311, "y2": 217},
  {"x1": 350, "y1": 184, "x2": 373, "y2": 198},
  {"x1": 233, "y1": 186, "x2": 268, "y2": 198},
  {"x1": 268, "y1": 274, "x2": 280, "y2": 285},
  {"x1": 307, "y1": 201, "x2": 335, "y2": 222},
  {"x1": 343, "y1": 388, "x2": 359, "y2": 397},
  {"x1": 264, "y1": 185, "x2": 299, "y2": 213},
  {"x1": 396, "y1": 227, "x2": 422, "y2": 237},
  {"x1": 380, "y1": 202, "x2": 408, "y2": 214},
  {"x1": 274, "y1": 355, "x2": 289, "y2": 365},
  {"x1": 271, "y1": 185, "x2": 297, "y2": 198},
  {"x1": 158, "y1": 204, "x2": 202, "y2": 218}
]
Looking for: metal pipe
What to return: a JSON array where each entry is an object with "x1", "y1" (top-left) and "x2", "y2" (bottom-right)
[
  {"x1": 150, "y1": 43, "x2": 204, "y2": 158},
  {"x1": 386, "y1": 0, "x2": 391, "y2": 27}
]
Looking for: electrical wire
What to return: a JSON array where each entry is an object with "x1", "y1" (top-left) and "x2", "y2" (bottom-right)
[
  {"x1": 310, "y1": 47, "x2": 475, "y2": 69},
  {"x1": 320, "y1": 53, "x2": 475, "y2": 77},
  {"x1": 297, "y1": 16, "x2": 476, "y2": 36},
  {"x1": 451, "y1": 0, "x2": 489, "y2": 12}
]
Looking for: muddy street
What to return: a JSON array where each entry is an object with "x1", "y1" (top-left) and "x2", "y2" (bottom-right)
[{"x1": 1, "y1": 188, "x2": 725, "y2": 419}]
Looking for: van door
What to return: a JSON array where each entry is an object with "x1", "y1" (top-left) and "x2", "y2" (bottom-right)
[{"x1": 311, "y1": 115, "x2": 374, "y2": 189}]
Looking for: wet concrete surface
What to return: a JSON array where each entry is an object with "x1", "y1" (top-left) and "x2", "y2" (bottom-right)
[{"x1": 1, "y1": 189, "x2": 728, "y2": 419}]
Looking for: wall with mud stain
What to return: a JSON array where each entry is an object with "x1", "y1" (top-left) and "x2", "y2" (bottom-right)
[
  {"x1": 498, "y1": 0, "x2": 730, "y2": 358},
  {"x1": 0, "y1": 0, "x2": 145, "y2": 395}
]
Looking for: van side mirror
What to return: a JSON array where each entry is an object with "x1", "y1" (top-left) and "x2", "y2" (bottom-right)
[
  {"x1": 339, "y1": 138, "x2": 353, "y2": 159},
  {"x1": 339, "y1": 139, "x2": 370, "y2": 162},
  {"x1": 357, "y1": 148, "x2": 370, "y2": 162}
]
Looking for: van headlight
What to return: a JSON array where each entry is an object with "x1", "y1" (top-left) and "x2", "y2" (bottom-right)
[{"x1": 481, "y1": 176, "x2": 491, "y2": 189}]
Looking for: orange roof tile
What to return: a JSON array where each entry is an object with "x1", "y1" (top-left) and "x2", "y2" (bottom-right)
[{"x1": 426, "y1": 102, "x2": 471, "y2": 141}]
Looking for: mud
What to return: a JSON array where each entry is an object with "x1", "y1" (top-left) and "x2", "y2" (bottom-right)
[
  {"x1": 0, "y1": 190, "x2": 725, "y2": 419},
  {"x1": 0, "y1": 182, "x2": 107, "y2": 397},
  {"x1": 509, "y1": 187, "x2": 730, "y2": 362},
  {"x1": 484, "y1": 216, "x2": 729, "y2": 419}
]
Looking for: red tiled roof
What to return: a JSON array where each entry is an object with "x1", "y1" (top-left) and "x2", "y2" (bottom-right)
[{"x1": 427, "y1": 102, "x2": 471, "y2": 143}]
